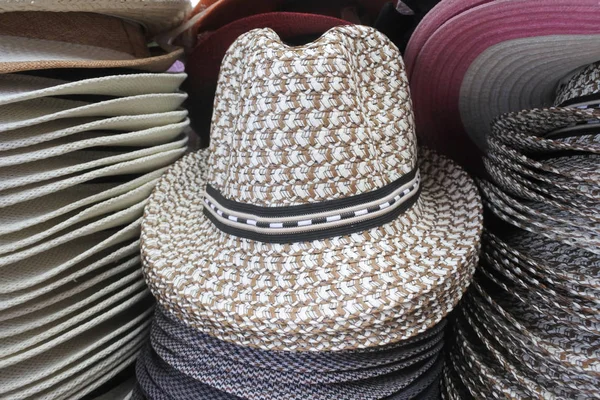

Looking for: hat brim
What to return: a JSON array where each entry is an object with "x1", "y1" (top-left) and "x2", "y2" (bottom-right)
[
  {"x1": 405, "y1": 0, "x2": 600, "y2": 170},
  {"x1": 0, "y1": 47, "x2": 184, "y2": 74},
  {"x1": 0, "y1": 73, "x2": 186, "y2": 106},
  {"x1": 1, "y1": 94, "x2": 187, "y2": 133},
  {"x1": 0, "y1": 111, "x2": 188, "y2": 152},
  {"x1": 486, "y1": 231, "x2": 600, "y2": 291},
  {"x1": 0, "y1": 0, "x2": 191, "y2": 36},
  {"x1": 141, "y1": 148, "x2": 482, "y2": 351},
  {"x1": 488, "y1": 137, "x2": 600, "y2": 185}
]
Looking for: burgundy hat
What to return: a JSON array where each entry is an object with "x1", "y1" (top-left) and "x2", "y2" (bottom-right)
[
  {"x1": 176, "y1": 0, "x2": 391, "y2": 49},
  {"x1": 184, "y1": 12, "x2": 350, "y2": 145},
  {"x1": 405, "y1": 0, "x2": 600, "y2": 173}
]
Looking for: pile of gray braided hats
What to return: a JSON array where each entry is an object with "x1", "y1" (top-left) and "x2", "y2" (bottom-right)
[{"x1": 444, "y1": 61, "x2": 600, "y2": 399}]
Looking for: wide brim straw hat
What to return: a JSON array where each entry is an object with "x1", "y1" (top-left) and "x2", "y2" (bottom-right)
[
  {"x1": 141, "y1": 25, "x2": 483, "y2": 352},
  {"x1": 0, "y1": 1, "x2": 191, "y2": 73},
  {"x1": 0, "y1": 73, "x2": 187, "y2": 106},
  {"x1": 404, "y1": 0, "x2": 600, "y2": 171}
]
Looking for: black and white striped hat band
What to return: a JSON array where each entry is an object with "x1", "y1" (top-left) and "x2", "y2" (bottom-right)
[{"x1": 203, "y1": 168, "x2": 422, "y2": 243}]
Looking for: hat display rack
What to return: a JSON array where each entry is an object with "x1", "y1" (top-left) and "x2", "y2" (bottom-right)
[
  {"x1": 442, "y1": 60, "x2": 600, "y2": 399},
  {"x1": 0, "y1": 1, "x2": 191, "y2": 399}
]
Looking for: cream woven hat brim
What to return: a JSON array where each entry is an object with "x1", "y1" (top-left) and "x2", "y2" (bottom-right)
[
  {"x1": 0, "y1": 183, "x2": 154, "y2": 255},
  {"x1": 0, "y1": 284, "x2": 151, "y2": 368},
  {"x1": 0, "y1": 269, "x2": 145, "y2": 339},
  {"x1": 0, "y1": 36, "x2": 184, "y2": 74},
  {"x1": 0, "y1": 255, "x2": 140, "y2": 320},
  {"x1": 0, "y1": 148, "x2": 185, "y2": 208},
  {"x1": 47, "y1": 345, "x2": 142, "y2": 400},
  {"x1": 0, "y1": 242, "x2": 139, "y2": 310},
  {"x1": 6, "y1": 326, "x2": 149, "y2": 400},
  {"x1": 0, "y1": 135, "x2": 187, "y2": 191},
  {"x1": 0, "y1": 0, "x2": 191, "y2": 36},
  {"x1": 0, "y1": 111, "x2": 188, "y2": 151},
  {"x1": 0, "y1": 220, "x2": 140, "y2": 294},
  {"x1": 0, "y1": 94, "x2": 187, "y2": 133},
  {"x1": 0, "y1": 306, "x2": 151, "y2": 397},
  {"x1": 0, "y1": 168, "x2": 164, "y2": 236},
  {"x1": 0, "y1": 201, "x2": 145, "y2": 267},
  {"x1": 0, "y1": 121, "x2": 189, "y2": 167},
  {"x1": 0, "y1": 73, "x2": 186, "y2": 106},
  {"x1": 459, "y1": 35, "x2": 600, "y2": 151}
]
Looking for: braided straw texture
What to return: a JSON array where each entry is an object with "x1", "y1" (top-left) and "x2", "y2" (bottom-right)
[
  {"x1": 207, "y1": 26, "x2": 416, "y2": 207},
  {"x1": 141, "y1": 25, "x2": 482, "y2": 351},
  {"x1": 555, "y1": 61, "x2": 600, "y2": 106}
]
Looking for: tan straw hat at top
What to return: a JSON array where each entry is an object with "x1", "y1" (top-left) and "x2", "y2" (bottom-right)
[
  {"x1": 0, "y1": 0, "x2": 191, "y2": 37},
  {"x1": 0, "y1": 1, "x2": 190, "y2": 74},
  {"x1": 141, "y1": 25, "x2": 483, "y2": 352}
]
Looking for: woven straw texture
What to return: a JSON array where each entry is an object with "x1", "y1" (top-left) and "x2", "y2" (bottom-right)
[
  {"x1": 0, "y1": 64, "x2": 189, "y2": 395},
  {"x1": 445, "y1": 60, "x2": 600, "y2": 399},
  {"x1": 134, "y1": 307, "x2": 446, "y2": 400},
  {"x1": 141, "y1": 25, "x2": 483, "y2": 352}
]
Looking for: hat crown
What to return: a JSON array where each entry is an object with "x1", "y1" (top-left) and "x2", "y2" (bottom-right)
[{"x1": 206, "y1": 25, "x2": 417, "y2": 208}]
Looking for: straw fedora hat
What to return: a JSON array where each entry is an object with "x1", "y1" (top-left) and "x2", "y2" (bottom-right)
[
  {"x1": 404, "y1": 0, "x2": 600, "y2": 170},
  {"x1": 0, "y1": 0, "x2": 191, "y2": 73},
  {"x1": 0, "y1": 73, "x2": 187, "y2": 106},
  {"x1": 141, "y1": 25, "x2": 483, "y2": 352}
]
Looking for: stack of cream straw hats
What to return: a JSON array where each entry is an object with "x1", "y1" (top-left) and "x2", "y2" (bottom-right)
[
  {"x1": 0, "y1": 1, "x2": 191, "y2": 399},
  {"x1": 443, "y1": 61, "x2": 600, "y2": 399}
]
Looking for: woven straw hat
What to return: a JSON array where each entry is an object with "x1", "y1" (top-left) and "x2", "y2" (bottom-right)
[
  {"x1": 0, "y1": 73, "x2": 186, "y2": 106},
  {"x1": 0, "y1": 110, "x2": 188, "y2": 152},
  {"x1": 0, "y1": 0, "x2": 191, "y2": 36},
  {"x1": 0, "y1": 94, "x2": 187, "y2": 133},
  {"x1": 446, "y1": 57, "x2": 600, "y2": 399},
  {"x1": 0, "y1": 305, "x2": 151, "y2": 399},
  {"x1": 0, "y1": 4, "x2": 189, "y2": 73},
  {"x1": 141, "y1": 25, "x2": 483, "y2": 352}
]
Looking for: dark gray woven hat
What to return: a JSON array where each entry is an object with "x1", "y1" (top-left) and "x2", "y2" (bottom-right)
[{"x1": 134, "y1": 307, "x2": 446, "y2": 400}]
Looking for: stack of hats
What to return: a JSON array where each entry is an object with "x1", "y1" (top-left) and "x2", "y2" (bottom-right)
[
  {"x1": 0, "y1": 1, "x2": 191, "y2": 399},
  {"x1": 443, "y1": 61, "x2": 600, "y2": 398},
  {"x1": 404, "y1": 0, "x2": 600, "y2": 171},
  {"x1": 135, "y1": 25, "x2": 483, "y2": 399}
]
